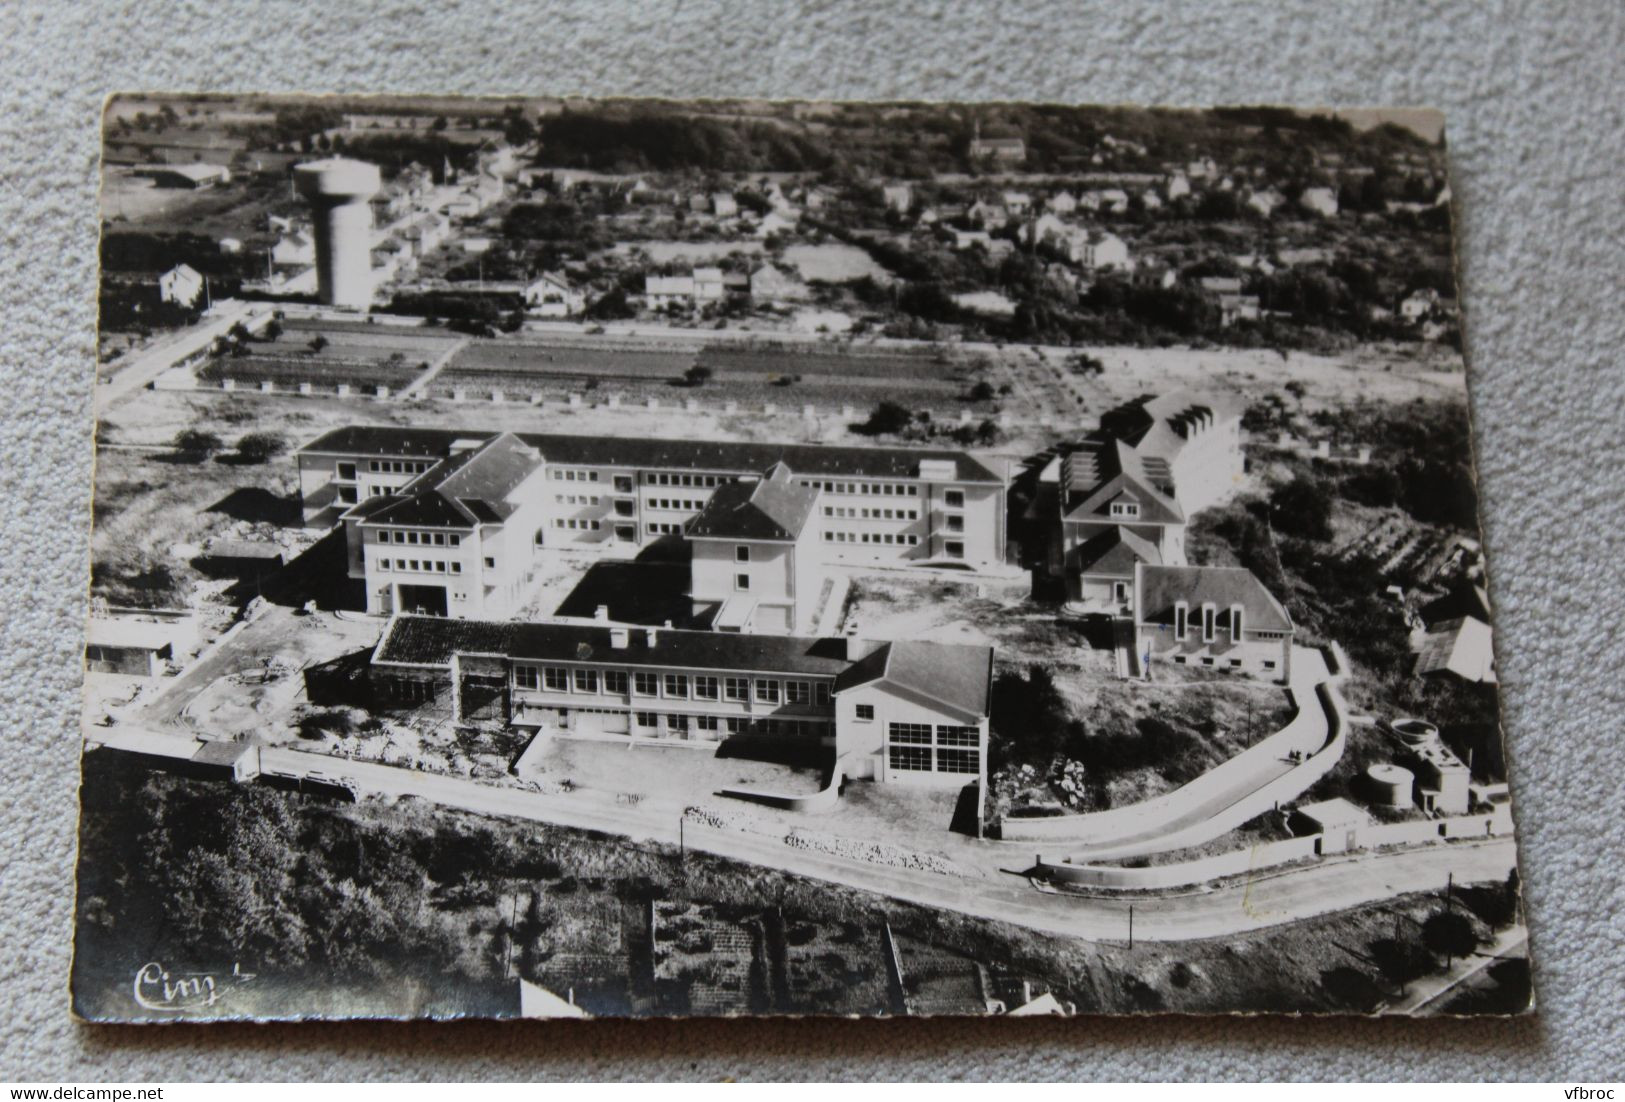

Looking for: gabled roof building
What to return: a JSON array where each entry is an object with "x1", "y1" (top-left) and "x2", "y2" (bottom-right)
[
  {"x1": 300, "y1": 424, "x2": 1008, "y2": 622},
  {"x1": 369, "y1": 613, "x2": 994, "y2": 788},
  {"x1": 1045, "y1": 391, "x2": 1243, "y2": 611}
]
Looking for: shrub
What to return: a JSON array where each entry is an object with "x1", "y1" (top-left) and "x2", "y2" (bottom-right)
[
  {"x1": 1270, "y1": 477, "x2": 1334, "y2": 541},
  {"x1": 236, "y1": 432, "x2": 288, "y2": 464},
  {"x1": 171, "y1": 428, "x2": 223, "y2": 458},
  {"x1": 856, "y1": 400, "x2": 914, "y2": 436}
]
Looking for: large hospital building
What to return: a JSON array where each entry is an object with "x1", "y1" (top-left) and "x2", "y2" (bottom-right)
[{"x1": 297, "y1": 425, "x2": 1008, "y2": 622}]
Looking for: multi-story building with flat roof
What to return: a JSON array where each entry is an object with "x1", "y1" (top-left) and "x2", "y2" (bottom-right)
[
  {"x1": 298, "y1": 425, "x2": 1008, "y2": 621},
  {"x1": 368, "y1": 614, "x2": 993, "y2": 788}
]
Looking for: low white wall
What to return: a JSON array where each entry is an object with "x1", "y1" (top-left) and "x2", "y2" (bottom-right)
[{"x1": 1037, "y1": 805, "x2": 1515, "y2": 891}]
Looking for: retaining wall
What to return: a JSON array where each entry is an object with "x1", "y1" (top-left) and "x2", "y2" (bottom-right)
[{"x1": 999, "y1": 646, "x2": 1343, "y2": 851}]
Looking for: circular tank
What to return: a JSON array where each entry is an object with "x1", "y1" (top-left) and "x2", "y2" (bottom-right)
[
  {"x1": 293, "y1": 159, "x2": 382, "y2": 309},
  {"x1": 1389, "y1": 717, "x2": 1439, "y2": 748},
  {"x1": 1366, "y1": 763, "x2": 1415, "y2": 808}
]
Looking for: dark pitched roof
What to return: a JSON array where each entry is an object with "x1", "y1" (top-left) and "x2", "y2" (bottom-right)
[
  {"x1": 1075, "y1": 527, "x2": 1161, "y2": 577},
  {"x1": 372, "y1": 614, "x2": 854, "y2": 677},
  {"x1": 831, "y1": 640, "x2": 993, "y2": 718},
  {"x1": 686, "y1": 477, "x2": 818, "y2": 541},
  {"x1": 1137, "y1": 565, "x2": 1293, "y2": 633},
  {"x1": 365, "y1": 433, "x2": 542, "y2": 529},
  {"x1": 1097, "y1": 390, "x2": 1243, "y2": 457},
  {"x1": 1062, "y1": 439, "x2": 1183, "y2": 525},
  {"x1": 299, "y1": 425, "x2": 1002, "y2": 484},
  {"x1": 1420, "y1": 581, "x2": 1491, "y2": 629}
]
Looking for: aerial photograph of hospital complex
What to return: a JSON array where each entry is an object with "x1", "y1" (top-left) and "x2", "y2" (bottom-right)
[{"x1": 73, "y1": 94, "x2": 1528, "y2": 1021}]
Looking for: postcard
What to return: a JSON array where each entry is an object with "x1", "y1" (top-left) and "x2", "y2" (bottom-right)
[{"x1": 75, "y1": 94, "x2": 1528, "y2": 1020}]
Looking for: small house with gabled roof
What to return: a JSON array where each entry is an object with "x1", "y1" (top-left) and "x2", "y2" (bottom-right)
[{"x1": 1133, "y1": 563, "x2": 1294, "y2": 682}]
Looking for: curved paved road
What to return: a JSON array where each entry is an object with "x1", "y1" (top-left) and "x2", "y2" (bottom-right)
[{"x1": 91, "y1": 727, "x2": 1514, "y2": 942}]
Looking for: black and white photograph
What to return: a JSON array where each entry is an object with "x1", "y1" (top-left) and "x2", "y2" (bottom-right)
[{"x1": 73, "y1": 93, "x2": 1530, "y2": 1022}]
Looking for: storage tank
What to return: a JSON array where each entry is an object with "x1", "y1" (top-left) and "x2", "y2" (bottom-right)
[
  {"x1": 293, "y1": 158, "x2": 382, "y2": 309},
  {"x1": 1366, "y1": 763, "x2": 1415, "y2": 809},
  {"x1": 1389, "y1": 717, "x2": 1439, "y2": 748}
]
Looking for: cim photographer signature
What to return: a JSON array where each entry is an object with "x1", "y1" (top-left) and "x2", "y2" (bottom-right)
[{"x1": 132, "y1": 961, "x2": 255, "y2": 1013}]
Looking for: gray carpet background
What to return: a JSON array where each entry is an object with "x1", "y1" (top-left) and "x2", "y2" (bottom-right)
[{"x1": 3, "y1": 0, "x2": 1622, "y2": 1081}]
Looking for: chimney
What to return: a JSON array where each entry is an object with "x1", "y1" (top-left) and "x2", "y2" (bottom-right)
[
  {"x1": 645, "y1": 628, "x2": 658, "y2": 647},
  {"x1": 845, "y1": 634, "x2": 883, "y2": 662},
  {"x1": 610, "y1": 627, "x2": 629, "y2": 649},
  {"x1": 594, "y1": 604, "x2": 609, "y2": 621}
]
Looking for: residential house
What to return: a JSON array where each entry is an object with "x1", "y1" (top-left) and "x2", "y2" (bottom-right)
[
  {"x1": 645, "y1": 274, "x2": 696, "y2": 310},
  {"x1": 158, "y1": 263, "x2": 204, "y2": 307},
  {"x1": 693, "y1": 267, "x2": 728, "y2": 303},
  {"x1": 1044, "y1": 191, "x2": 1078, "y2": 215},
  {"x1": 966, "y1": 198, "x2": 1007, "y2": 227},
  {"x1": 881, "y1": 183, "x2": 913, "y2": 214},
  {"x1": 711, "y1": 192, "x2": 740, "y2": 218},
  {"x1": 1298, "y1": 187, "x2": 1339, "y2": 217},
  {"x1": 523, "y1": 272, "x2": 585, "y2": 318},
  {"x1": 271, "y1": 230, "x2": 316, "y2": 268},
  {"x1": 1245, "y1": 188, "x2": 1285, "y2": 217},
  {"x1": 1133, "y1": 564, "x2": 1294, "y2": 682},
  {"x1": 1000, "y1": 190, "x2": 1033, "y2": 216}
]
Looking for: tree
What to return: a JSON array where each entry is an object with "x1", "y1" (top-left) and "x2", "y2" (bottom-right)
[
  {"x1": 856, "y1": 400, "x2": 914, "y2": 436},
  {"x1": 262, "y1": 318, "x2": 284, "y2": 342},
  {"x1": 236, "y1": 432, "x2": 288, "y2": 464},
  {"x1": 308, "y1": 334, "x2": 329, "y2": 353},
  {"x1": 683, "y1": 365, "x2": 714, "y2": 387},
  {"x1": 1270, "y1": 477, "x2": 1333, "y2": 541},
  {"x1": 172, "y1": 428, "x2": 223, "y2": 459},
  {"x1": 967, "y1": 380, "x2": 996, "y2": 402},
  {"x1": 432, "y1": 116, "x2": 448, "y2": 132},
  {"x1": 1422, "y1": 910, "x2": 1479, "y2": 963}
]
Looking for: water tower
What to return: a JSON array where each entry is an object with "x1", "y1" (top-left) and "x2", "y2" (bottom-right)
[{"x1": 293, "y1": 158, "x2": 382, "y2": 309}]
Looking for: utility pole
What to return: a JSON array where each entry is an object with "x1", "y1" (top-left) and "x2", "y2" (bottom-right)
[
  {"x1": 1128, "y1": 903, "x2": 1134, "y2": 950},
  {"x1": 679, "y1": 813, "x2": 685, "y2": 863}
]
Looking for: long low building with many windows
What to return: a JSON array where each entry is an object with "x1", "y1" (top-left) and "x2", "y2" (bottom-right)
[
  {"x1": 297, "y1": 425, "x2": 1008, "y2": 620},
  {"x1": 368, "y1": 614, "x2": 994, "y2": 788}
]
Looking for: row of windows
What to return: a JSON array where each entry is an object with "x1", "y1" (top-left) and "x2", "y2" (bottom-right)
[
  {"x1": 887, "y1": 746, "x2": 980, "y2": 774},
  {"x1": 555, "y1": 494, "x2": 600, "y2": 506},
  {"x1": 824, "y1": 531, "x2": 922, "y2": 546},
  {"x1": 376, "y1": 529, "x2": 462, "y2": 547},
  {"x1": 647, "y1": 522, "x2": 682, "y2": 536},
  {"x1": 552, "y1": 518, "x2": 602, "y2": 531},
  {"x1": 632, "y1": 713, "x2": 830, "y2": 737},
  {"x1": 823, "y1": 506, "x2": 920, "y2": 521},
  {"x1": 377, "y1": 558, "x2": 461, "y2": 574},
  {"x1": 1172, "y1": 605, "x2": 1244, "y2": 644},
  {"x1": 649, "y1": 497, "x2": 705, "y2": 512},
  {"x1": 550, "y1": 469, "x2": 600, "y2": 482},
  {"x1": 515, "y1": 665, "x2": 831, "y2": 706},
  {"x1": 366, "y1": 460, "x2": 432, "y2": 475},
  {"x1": 798, "y1": 479, "x2": 921, "y2": 497},
  {"x1": 647, "y1": 472, "x2": 728, "y2": 487},
  {"x1": 1170, "y1": 655, "x2": 1277, "y2": 671},
  {"x1": 885, "y1": 722, "x2": 982, "y2": 748}
]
